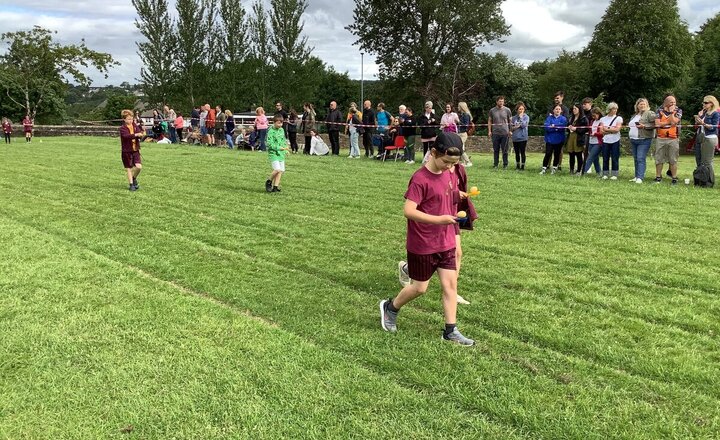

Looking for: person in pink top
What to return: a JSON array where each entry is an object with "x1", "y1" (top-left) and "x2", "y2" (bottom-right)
[
  {"x1": 379, "y1": 132, "x2": 475, "y2": 346},
  {"x1": 440, "y1": 103, "x2": 459, "y2": 133},
  {"x1": 174, "y1": 113, "x2": 185, "y2": 142},
  {"x1": 254, "y1": 107, "x2": 269, "y2": 152},
  {"x1": 22, "y1": 115, "x2": 34, "y2": 143}
]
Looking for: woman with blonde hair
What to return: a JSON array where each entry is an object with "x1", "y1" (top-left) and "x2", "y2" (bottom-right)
[
  {"x1": 254, "y1": 106, "x2": 268, "y2": 152},
  {"x1": 628, "y1": 98, "x2": 656, "y2": 183},
  {"x1": 457, "y1": 101, "x2": 473, "y2": 166},
  {"x1": 693, "y1": 95, "x2": 720, "y2": 186},
  {"x1": 224, "y1": 109, "x2": 236, "y2": 149}
]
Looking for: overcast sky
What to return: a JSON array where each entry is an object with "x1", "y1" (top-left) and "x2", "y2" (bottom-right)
[{"x1": 1, "y1": 0, "x2": 719, "y2": 86}]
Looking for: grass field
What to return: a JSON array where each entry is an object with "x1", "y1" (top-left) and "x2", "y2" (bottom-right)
[{"x1": 1, "y1": 136, "x2": 719, "y2": 439}]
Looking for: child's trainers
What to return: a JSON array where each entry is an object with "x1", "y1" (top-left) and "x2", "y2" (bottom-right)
[
  {"x1": 456, "y1": 295, "x2": 470, "y2": 305},
  {"x1": 379, "y1": 299, "x2": 398, "y2": 332},
  {"x1": 132, "y1": 177, "x2": 139, "y2": 189},
  {"x1": 442, "y1": 328, "x2": 474, "y2": 346},
  {"x1": 398, "y1": 261, "x2": 410, "y2": 287},
  {"x1": 265, "y1": 179, "x2": 272, "y2": 192}
]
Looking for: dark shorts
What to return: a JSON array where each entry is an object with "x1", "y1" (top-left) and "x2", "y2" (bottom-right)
[
  {"x1": 121, "y1": 150, "x2": 141, "y2": 169},
  {"x1": 207, "y1": 127, "x2": 215, "y2": 135},
  {"x1": 407, "y1": 248, "x2": 456, "y2": 282}
]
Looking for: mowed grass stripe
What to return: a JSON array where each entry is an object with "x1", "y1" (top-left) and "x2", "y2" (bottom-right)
[
  {"x1": 1, "y1": 141, "x2": 720, "y2": 436},
  {"x1": 0, "y1": 216, "x2": 522, "y2": 439},
  {"x1": 2, "y1": 195, "x2": 719, "y2": 439}
]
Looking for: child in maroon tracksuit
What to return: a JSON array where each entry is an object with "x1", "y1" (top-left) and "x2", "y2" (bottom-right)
[{"x1": 2, "y1": 117, "x2": 11, "y2": 144}]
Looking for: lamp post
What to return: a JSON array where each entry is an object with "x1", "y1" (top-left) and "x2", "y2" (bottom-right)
[{"x1": 360, "y1": 52, "x2": 364, "y2": 106}]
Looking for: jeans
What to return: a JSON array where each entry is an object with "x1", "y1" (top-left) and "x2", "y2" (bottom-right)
[
  {"x1": 584, "y1": 144, "x2": 602, "y2": 174},
  {"x1": 602, "y1": 140, "x2": 620, "y2": 176},
  {"x1": 225, "y1": 133, "x2": 235, "y2": 149},
  {"x1": 492, "y1": 134, "x2": 509, "y2": 166},
  {"x1": 630, "y1": 138, "x2": 652, "y2": 180},
  {"x1": 349, "y1": 130, "x2": 359, "y2": 157},
  {"x1": 257, "y1": 128, "x2": 268, "y2": 151},
  {"x1": 168, "y1": 127, "x2": 177, "y2": 143}
]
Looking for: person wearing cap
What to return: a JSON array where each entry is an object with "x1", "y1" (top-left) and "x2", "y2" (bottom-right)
[{"x1": 380, "y1": 132, "x2": 475, "y2": 346}]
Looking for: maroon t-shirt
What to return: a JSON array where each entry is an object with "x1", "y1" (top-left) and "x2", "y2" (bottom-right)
[{"x1": 404, "y1": 166, "x2": 456, "y2": 254}]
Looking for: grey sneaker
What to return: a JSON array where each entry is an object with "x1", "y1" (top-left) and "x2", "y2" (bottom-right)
[
  {"x1": 379, "y1": 299, "x2": 398, "y2": 332},
  {"x1": 442, "y1": 328, "x2": 474, "y2": 346},
  {"x1": 398, "y1": 261, "x2": 410, "y2": 287}
]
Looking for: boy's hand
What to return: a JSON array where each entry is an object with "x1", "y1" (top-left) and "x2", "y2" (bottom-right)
[
  {"x1": 459, "y1": 190, "x2": 468, "y2": 200},
  {"x1": 436, "y1": 215, "x2": 457, "y2": 225}
]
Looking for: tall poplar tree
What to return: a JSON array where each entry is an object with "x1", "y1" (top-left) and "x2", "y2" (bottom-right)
[{"x1": 133, "y1": 0, "x2": 176, "y2": 106}]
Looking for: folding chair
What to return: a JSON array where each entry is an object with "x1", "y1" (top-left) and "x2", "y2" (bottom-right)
[{"x1": 382, "y1": 135, "x2": 405, "y2": 162}]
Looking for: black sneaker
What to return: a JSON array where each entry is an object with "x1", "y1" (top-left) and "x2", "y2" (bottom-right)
[
  {"x1": 272, "y1": 186, "x2": 281, "y2": 192},
  {"x1": 654, "y1": 176, "x2": 662, "y2": 183},
  {"x1": 265, "y1": 179, "x2": 272, "y2": 192},
  {"x1": 132, "y1": 177, "x2": 139, "y2": 189},
  {"x1": 671, "y1": 178, "x2": 678, "y2": 186},
  {"x1": 128, "y1": 184, "x2": 137, "y2": 192}
]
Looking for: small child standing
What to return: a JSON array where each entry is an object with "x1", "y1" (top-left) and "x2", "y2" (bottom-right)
[
  {"x1": 22, "y1": 115, "x2": 33, "y2": 143},
  {"x1": 265, "y1": 115, "x2": 289, "y2": 192},
  {"x1": 2, "y1": 117, "x2": 11, "y2": 144},
  {"x1": 119, "y1": 109, "x2": 145, "y2": 191},
  {"x1": 380, "y1": 132, "x2": 474, "y2": 346}
]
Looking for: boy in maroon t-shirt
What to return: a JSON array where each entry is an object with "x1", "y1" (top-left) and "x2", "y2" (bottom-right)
[
  {"x1": 379, "y1": 132, "x2": 474, "y2": 346},
  {"x1": 119, "y1": 109, "x2": 145, "y2": 191}
]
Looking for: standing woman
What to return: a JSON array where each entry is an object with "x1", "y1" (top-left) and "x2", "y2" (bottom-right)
[
  {"x1": 22, "y1": 114, "x2": 33, "y2": 143},
  {"x1": 288, "y1": 109, "x2": 299, "y2": 153},
  {"x1": 440, "y1": 103, "x2": 459, "y2": 133},
  {"x1": 301, "y1": 102, "x2": 316, "y2": 155},
  {"x1": 628, "y1": 98, "x2": 656, "y2": 183},
  {"x1": 511, "y1": 102, "x2": 529, "y2": 170},
  {"x1": 175, "y1": 112, "x2": 185, "y2": 142},
  {"x1": 457, "y1": 102, "x2": 473, "y2": 166},
  {"x1": 599, "y1": 102, "x2": 623, "y2": 180},
  {"x1": 419, "y1": 101, "x2": 439, "y2": 156},
  {"x1": 566, "y1": 104, "x2": 588, "y2": 174},
  {"x1": 583, "y1": 108, "x2": 604, "y2": 175},
  {"x1": 694, "y1": 95, "x2": 720, "y2": 186},
  {"x1": 255, "y1": 106, "x2": 269, "y2": 152},
  {"x1": 224, "y1": 109, "x2": 235, "y2": 149},
  {"x1": 2, "y1": 117, "x2": 12, "y2": 144},
  {"x1": 540, "y1": 104, "x2": 568, "y2": 174}
]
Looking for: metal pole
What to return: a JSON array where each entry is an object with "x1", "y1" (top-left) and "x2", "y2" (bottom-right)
[{"x1": 360, "y1": 52, "x2": 364, "y2": 106}]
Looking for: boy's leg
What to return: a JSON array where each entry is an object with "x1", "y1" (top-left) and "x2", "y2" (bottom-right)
[
  {"x1": 126, "y1": 168, "x2": 134, "y2": 184},
  {"x1": 132, "y1": 163, "x2": 142, "y2": 178},
  {"x1": 273, "y1": 171, "x2": 282, "y2": 187},
  {"x1": 455, "y1": 235, "x2": 470, "y2": 305},
  {"x1": 438, "y1": 268, "x2": 474, "y2": 345}
]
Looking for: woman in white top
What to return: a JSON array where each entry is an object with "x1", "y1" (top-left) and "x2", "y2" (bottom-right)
[
  {"x1": 628, "y1": 98, "x2": 656, "y2": 183},
  {"x1": 440, "y1": 103, "x2": 459, "y2": 133},
  {"x1": 582, "y1": 107, "x2": 604, "y2": 175},
  {"x1": 599, "y1": 102, "x2": 623, "y2": 179}
]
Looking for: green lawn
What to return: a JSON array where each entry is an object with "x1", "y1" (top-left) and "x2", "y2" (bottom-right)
[{"x1": 1, "y1": 137, "x2": 718, "y2": 439}]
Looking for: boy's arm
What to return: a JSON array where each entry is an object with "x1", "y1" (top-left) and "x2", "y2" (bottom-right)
[{"x1": 403, "y1": 199, "x2": 456, "y2": 225}]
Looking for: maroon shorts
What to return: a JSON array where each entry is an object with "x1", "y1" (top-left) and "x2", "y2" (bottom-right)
[
  {"x1": 407, "y1": 248, "x2": 456, "y2": 282},
  {"x1": 121, "y1": 150, "x2": 141, "y2": 168}
]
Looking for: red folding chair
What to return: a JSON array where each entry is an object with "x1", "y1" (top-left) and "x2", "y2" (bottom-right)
[{"x1": 382, "y1": 135, "x2": 405, "y2": 162}]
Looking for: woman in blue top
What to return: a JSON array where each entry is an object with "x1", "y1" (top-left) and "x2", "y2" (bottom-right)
[
  {"x1": 694, "y1": 95, "x2": 720, "y2": 184},
  {"x1": 541, "y1": 105, "x2": 568, "y2": 174},
  {"x1": 511, "y1": 102, "x2": 529, "y2": 170}
]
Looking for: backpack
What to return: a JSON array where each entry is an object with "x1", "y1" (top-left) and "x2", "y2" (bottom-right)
[{"x1": 693, "y1": 164, "x2": 715, "y2": 188}]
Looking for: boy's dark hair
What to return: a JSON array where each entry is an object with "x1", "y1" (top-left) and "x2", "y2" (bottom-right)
[
  {"x1": 554, "y1": 91, "x2": 565, "y2": 98},
  {"x1": 405, "y1": 107, "x2": 413, "y2": 114},
  {"x1": 582, "y1": 97, "x2": 593, "y2": 104},
  {"x1": 273, "y1": 114, "x2": 284, "y2": 123},
  {"x1": 433, "y1": 132, "x2": 463, "y2": 157},
  {"x1": 496, "y1": 95, "x2": 505, "y2": 102}
]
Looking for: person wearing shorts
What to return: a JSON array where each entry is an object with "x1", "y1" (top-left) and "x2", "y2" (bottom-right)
[
  {"x1": 265, "y1": 115, "x2": 289, "y2": 192},
  {"x1": 119, "y1": 109, "x2": 145, "y2": 191},
  {"x1": 654, "y1": 95, "x2": 682, "y2": 184},
  {"x1": 379, "y1": 132, "x2": 474, "y2": 346}
]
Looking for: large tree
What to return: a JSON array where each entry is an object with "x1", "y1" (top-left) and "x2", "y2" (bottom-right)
[
  {"x1": 0, "y1": 27, "x2": 116, "y2": 122},
  {"x1": 347, "y1": 0, "x2": 508, "y2": 93},
  {"x1": 248, "y1": 0, "x2": 272, "y2": 107},
  {"x1": 584, "y1": 0, "x2": 694, "y2": 112},
  {"x1": 217, "y1": 0, "x2": 249, "y2": 111},
  {"x1": 684, "y1": 13, "x2": 720, "y2": 108},
  {"x1": 133, "y1": 0, "x2": 176, "y2": 106},
  {"x1": 175, "y1": 0, "x2": 212, "y2": 107}
]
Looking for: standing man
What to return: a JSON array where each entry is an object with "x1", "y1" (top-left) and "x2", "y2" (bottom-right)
[
  {"x1": 548, "y1": 91, "x2": 570, "y2": 171},
  {"x1": 488, "y1": 95, "x2": 512, "y2": 169},
  {"x1": 274, "y1": 102, "x2": 289, "y2": 138},
  {"x1": 199, "y1": 105, "x2": 208, "y2": 145},
  {"x1": 361, "y1": 100, "x2": 376, "y2": 157},
  {"x1": 326, "y1": 101, "x2": 343, "y2": 155},
  {"x1": 190, "y1": 105, "x2": 200, "y2": 133},
  {"x1": 206, "y1": 104, "x2": 216, "y2": 146},
  {"x1": 654, "y1": 95, "x2": 682, "y2": 185}
]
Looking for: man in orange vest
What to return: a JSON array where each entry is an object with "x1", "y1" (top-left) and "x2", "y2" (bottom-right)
[{"x1": 653, "y1": 95, "x2": 682, "y2": 185}]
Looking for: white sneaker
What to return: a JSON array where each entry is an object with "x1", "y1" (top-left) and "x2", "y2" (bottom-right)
[
  {"x1": 610, "y1": 176, "x2": 618, "y2": 180},
  {"x1": 636, "y1": 179, "x2": 643, "y2": 184},
  {"x1": 457, "y1": 295, "x2": 470, "y2": 305},
  {"x1": 551, "y1": 167, "x2": 557, "y2": 175},
  {"x1": 539, "y1": 168, "x2": 546, "y2": 175},
  {"x1": 602, "y1": 175, "x2": 609, "y2": 180},
  {"x1": 398, "y1": 261, "x2": 410, "y2": 287},
  {"x1": 629, "y1": 178, "x2": 638, "y2": 183},
  {"x1": 586, "y1": 169, "x2": 593, "y2": 175},
  {"x1": 465, "y1": 162, "x2": 473, "y2": 167}
]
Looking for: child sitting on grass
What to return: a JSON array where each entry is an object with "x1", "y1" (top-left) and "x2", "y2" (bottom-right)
[{"x1": 265, "y1": 115, "x2": 290, "y2": 192}]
